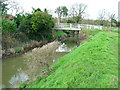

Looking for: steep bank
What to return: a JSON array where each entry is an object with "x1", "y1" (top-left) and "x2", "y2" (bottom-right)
[{"x1": 25, "y1": 31, "x2": 118, "y2": 88}]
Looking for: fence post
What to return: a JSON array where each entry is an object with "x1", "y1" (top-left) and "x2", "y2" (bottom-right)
[
  {"x1": 70, "y1": 24, "x2": 72, "y2": 28},
  {"x1": 78, "y1": 24, "x2": 80, "y2": 28}
]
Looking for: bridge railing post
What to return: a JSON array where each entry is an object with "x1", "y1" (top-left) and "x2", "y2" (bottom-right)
[
  {"x1": 78, "y1": 24, "x2": 80, "y2": 28},
  {"x1": 70, "y1": 23, "x2": 72, "y2": 28}
]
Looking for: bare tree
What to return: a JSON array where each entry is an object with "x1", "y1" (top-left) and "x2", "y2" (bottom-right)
[
  {"x1": 69, "y1": 3, "x2": 87, "y2": 24},
  {"x1": 69, "y1": 6, "x2": 75, "y2": 20},
  {"x1": 55, "y1": 6, "x2": 62, "y2": 24},
  {"x1": 97, "y1": 9, "x2": 107, "y2": 26},
  {"x1": 5, "y1": 0, "x2": 24, "y2": 15},
  {"x1": 107, "y1": 12, "x2": 116, "y2": 30}
]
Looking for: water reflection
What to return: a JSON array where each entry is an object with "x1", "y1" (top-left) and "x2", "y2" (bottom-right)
[
  {"x1": 56, "y1": 43, "x2": 77, "y2": 52},
  {"x1": 2, "y1": 38, "x2": 77, "y2": 88},
  {"x1": 9, "y1": 72, "x2": 28, "y2": 86}
]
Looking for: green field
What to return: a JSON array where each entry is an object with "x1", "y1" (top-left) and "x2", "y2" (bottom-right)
[{"x1": 21, "y1": 31, "x2": 118, "y2": 88}]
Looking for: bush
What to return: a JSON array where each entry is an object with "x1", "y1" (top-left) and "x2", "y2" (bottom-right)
[
  {"x1": 2, "y1": 20, "x2": 17, "y2": 34},
  {"x1": 18, "y1": 14, "x2": 33, "y2": 34},
  {"x1": 19, "y1": 11, "x2": 55, "y2": 41},
  {"x1": 31, "y1": 11, "x2": 55, "y2": 41},
  {"x1": 14, "y1": 14, "x2": 25, "y2": 28}
]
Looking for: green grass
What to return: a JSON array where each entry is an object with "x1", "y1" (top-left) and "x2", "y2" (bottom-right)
[
  {"x1": 102, "y1": 27, "x2": 118, "y2": 31},
  {"x1": 56, "y1": 31, "x2": 67, "y2": 38},
  {"x1": 112, "y1": 30, "x2": 120, "y2": 33},
  {"x1": 82, "y1": 29, "x2": 102, "y2": 36},
  {"x1": 25, "y1": 31, "x2": 118, "y2": 88}
]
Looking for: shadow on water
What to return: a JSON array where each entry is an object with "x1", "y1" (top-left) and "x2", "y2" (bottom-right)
[{"x1": 2, "y1": 37, "x2": 78, "y2": 88}]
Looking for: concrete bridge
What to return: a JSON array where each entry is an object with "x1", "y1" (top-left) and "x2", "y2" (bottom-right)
[
  {"x1": 54, "y1": 23, "x2": 103, "y2": 30},
  {"x1": 54, "y1": 23, "x2": 82, "y2": 30},
  {"x1": 53, "y1": 23, "x2": 104, "y2": 39}
]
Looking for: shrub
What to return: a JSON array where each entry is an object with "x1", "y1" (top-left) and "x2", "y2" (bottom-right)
[
  {"x1": 31, "y1": 11, "x2": 55, "y2": 41},
  {"x1": 18, "y1": 14, "x2": 33, "y2": 34},
  {"x1": 14, "y1": 14, "x2": 25, "y2": 28},
  {"x1": 2, "y1": 20, "x2": 17, "y2": 34}
]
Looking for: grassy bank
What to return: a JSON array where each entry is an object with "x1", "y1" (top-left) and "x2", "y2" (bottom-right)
[{"x1": 23, "y1": 31, "x2": 118, "y2": 88}]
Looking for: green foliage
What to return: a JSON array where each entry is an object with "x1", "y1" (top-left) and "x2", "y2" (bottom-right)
[
  {"x1": 14, "y1": 14, "x2": 25, "y2": 28},
  {"x1": 56, "y1": 31, "x2": 67, "y2": 38},
  {"x1": 75, "y1": 16, "x2": 81, "y2": 23},
  {"x1": 28, "y1": 77, "x2": 43, "y2": 86},
  {"x1": 55, "y1": 6, "x2": 68, "y2": 22},
  {"x1": 82, "y1": 29, "x2": 102, "y2": 36},
  {"x1": 44, "y1": 8, "x2": 48, "y2": 13},
  {"x1": 42, "y1": 69, "x2": 48, "y2": 72},
  {"x1": 62, "y1": 6, "x2": 68, "y2": 17},
  {"x1": 18, "y1": 14, "x2": 33, "y2": 35},
  {"x1": 67, "y1": 20, "x2": 75, "y2": 23},
  {"x1": 116, "y1": 21, "x2": 120, "y2": 27},
  {"x1": 32, "y1": 7, "x2": 41, "y2": 13},
  {"x1": 2, "y1": 19, "x2": 17, "y2": 34},
  {"x1": 19, "y1": 11, "x2": 54, "y2": 41},
  {"x1": 19, "y1": 82, "x2": 27, "y2": 88},
  {"x1": 31, "y1": 11, "x2": 54, "y2": 40},
  {"x1": 26, "y1": 32, "x2": 118, "y2": 88}
]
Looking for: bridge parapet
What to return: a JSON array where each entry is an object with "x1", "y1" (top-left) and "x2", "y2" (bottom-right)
[
  {"x1": 55, "y1": 23, "x2": 83, "y2": 28},
  {"x1": 54, "y1": 23, "x2": 103, "y2": 30}
]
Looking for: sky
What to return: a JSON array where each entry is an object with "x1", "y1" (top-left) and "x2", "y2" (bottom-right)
[{"x1": 7, "y1": 0, "x2": 119, "y2": 20}]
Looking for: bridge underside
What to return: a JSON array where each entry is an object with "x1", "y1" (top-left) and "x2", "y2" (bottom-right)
[{"x1": 54, "y1": 28, "x2": 81, "y2": 31}]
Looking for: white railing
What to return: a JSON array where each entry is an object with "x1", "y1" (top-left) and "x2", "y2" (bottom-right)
[
  {"x1": 55, "y1": 23, "x2": 82, "y2": 29},
  {"x1": 55, "y1": 23, "x2": 103, "y2": 30}
]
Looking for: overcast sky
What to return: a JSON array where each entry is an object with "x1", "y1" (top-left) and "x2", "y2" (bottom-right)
[{"x1": 7, "y1": 0, "x2": 119, "y2": 20}]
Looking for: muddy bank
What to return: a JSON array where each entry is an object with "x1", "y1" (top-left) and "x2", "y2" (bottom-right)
[
  {"x1": 2, "y1": 34, "x2": 70, "y2": 59},
  {"x1": 2, "y1": 40, "x2": 43, "y2": 59}
]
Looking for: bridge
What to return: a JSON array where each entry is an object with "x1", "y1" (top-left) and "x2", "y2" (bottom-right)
[
  {"x1": 54, "y1": 23, "x2": 103, "y2": 30},
  {"x1": 54, "y1": 23, "x2": 82, "y2": 31}
]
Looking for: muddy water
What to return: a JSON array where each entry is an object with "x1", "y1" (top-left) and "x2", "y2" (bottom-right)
[{"x1": 2, "y1": 38, "x2": 77, "y2": 88}]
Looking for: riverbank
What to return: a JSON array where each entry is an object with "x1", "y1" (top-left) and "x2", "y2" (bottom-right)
[
  {"x1": 22, "y1": 31, "x2": 118, "y2": 88},
  {"x1": 2, "y1": 36, "x2": 79, "y2": 88},
  {"x1": 2, "y1": 29, "x2": 102, "y2": 59},
  {"x1": 2, "y1": 34, "x2": 69, "y2": 59},
  {"x1": 2, "y1": 40, "x2": 43, "y2": 59}
]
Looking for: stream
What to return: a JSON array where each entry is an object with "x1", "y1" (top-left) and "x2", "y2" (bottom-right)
[{"x1": 2, "y1": 38, "x2": 78, "y2": 88}]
